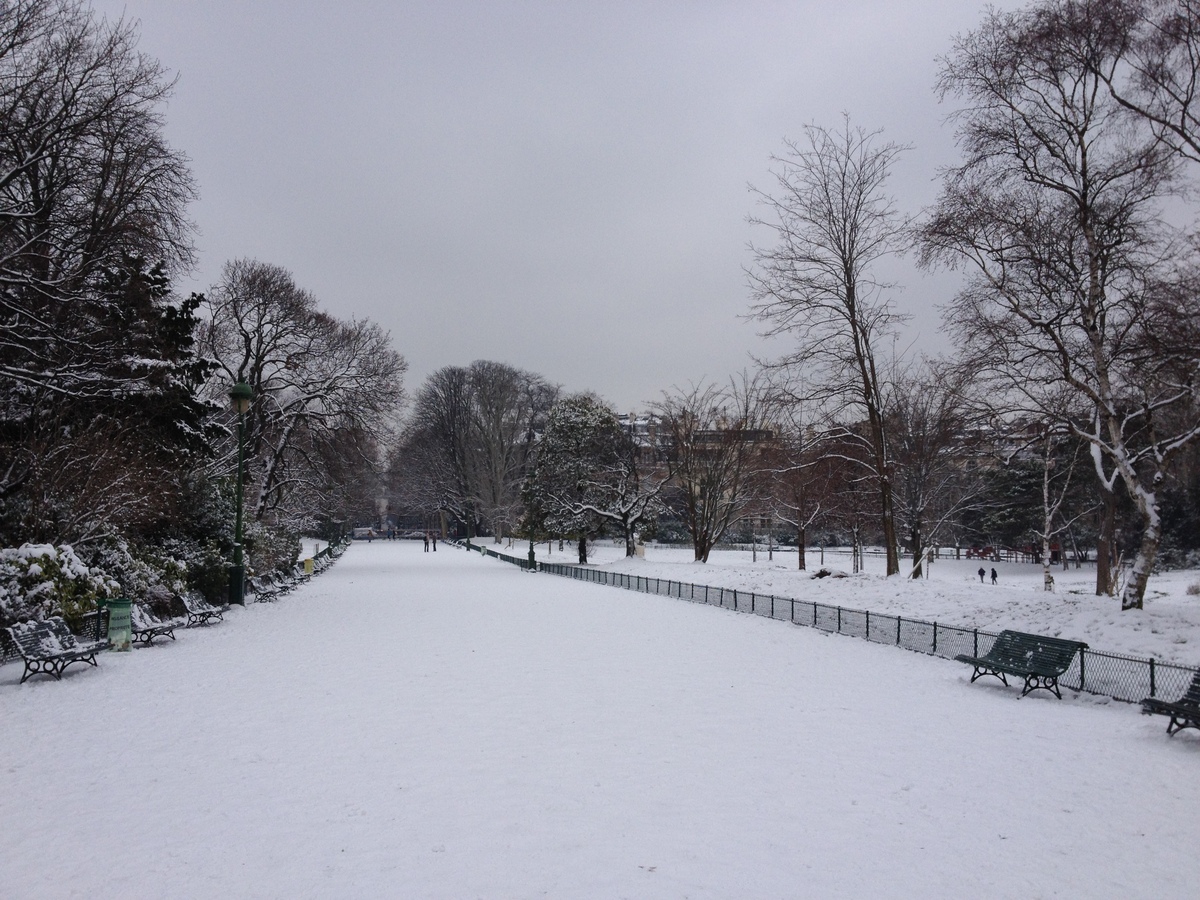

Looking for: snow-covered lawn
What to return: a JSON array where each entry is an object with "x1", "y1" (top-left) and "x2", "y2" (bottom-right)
[
  {"x1": 1, "y1": 541, "x2": 1196, "y2": 899},
  {"x1": 514, "y1": 540, "x2": 1200, "y2": 667}
]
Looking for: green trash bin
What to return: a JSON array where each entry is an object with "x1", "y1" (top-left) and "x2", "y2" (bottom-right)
[
  {"x1": 304, "y1": 557, "x2": 314, "y2": 576},
  {"x1": 106, "y1": 596, "x2": 133, "y2": 651}
]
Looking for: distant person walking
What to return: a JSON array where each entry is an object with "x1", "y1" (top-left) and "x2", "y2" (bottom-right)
[
  {"x1": 423, "y1": 532, "x2": 430, "y2": 552},
  {"x1": 991, "y1": 568, "x2": 998, "y2": 585},
  {"x1": 431, "y1": 534, "x2": 437, "y2": 552},
  {"x1": 978, "y1": 566, "x2": 985, "y2": 583}
]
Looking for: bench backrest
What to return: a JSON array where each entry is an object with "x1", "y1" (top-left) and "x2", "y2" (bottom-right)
[
  {"x1": 986, "y1": 630, "x2": 1088, "y2": 676},
  {"x1": 130, "y1": 600, "x2": 163, "y2": 630},
  {"x1": 182, "y1": 590, "x2": 220, "y2": 614},
  {"x1": 1180, "y1": 670, "x2": 1200, "y2": 706},
  {"x1": 7, "y1": 617, "x2": 78, "y2": 657}
]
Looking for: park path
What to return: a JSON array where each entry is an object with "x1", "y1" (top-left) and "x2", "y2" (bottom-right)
[{"x1": 0, "y1": 541, "x2": 1196, "y2": 899}]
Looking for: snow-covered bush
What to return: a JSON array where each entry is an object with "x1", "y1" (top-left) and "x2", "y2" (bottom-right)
[
  {"x1": 0, "y1": 544, "x2": 118, "y2": 628},
  {"x1": 245, "y1": 520, "x2": 300, "y2": 576},
  {"x1": 84, "y1": 539, "x2": 188, "y2": 603},
  {"x1": 1154, "y1": 546, "x2": 1200, "y2": 572}
]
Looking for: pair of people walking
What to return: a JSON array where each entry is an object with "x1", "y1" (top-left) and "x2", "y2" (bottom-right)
[
  {"x1": 978, "y1": 566, "x2": 997, "y2": 585},
  {"x1": 423, "y1": 532, "x2": 437, "y2": 552}
]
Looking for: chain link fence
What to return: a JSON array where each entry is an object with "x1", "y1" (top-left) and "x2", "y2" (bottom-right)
[{"x1": 459, "y1": 540, "x2": 1199, "y2": 705}]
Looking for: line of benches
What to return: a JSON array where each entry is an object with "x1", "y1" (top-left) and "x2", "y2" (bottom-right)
[
  {"x1": 5, "y1": 590, "x2": 231, "y2": 684},
  {"x1": 4, "y1": 542, "x2": 350, "y2": 684},
  {"x1": 130, "y1": 590, "x2": 229, "y2": 645},
  {"x1": 247, "y1": 552, "x2": 337, "y2": 602},
  {"x1": 955, "y1": 628, "x2": 1199, "y2": 736}
]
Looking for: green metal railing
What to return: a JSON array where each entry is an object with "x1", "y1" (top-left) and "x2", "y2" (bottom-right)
[{"x1": 453, "y1": 540, "x2": 1200, "y2": 706}]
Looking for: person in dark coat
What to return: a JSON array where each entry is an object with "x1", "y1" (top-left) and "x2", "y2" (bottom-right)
[
  {"x1": 991, "y1": 567, "x2": 998, "y2": 585},
  {"x1": 423, "y1": 532, "x2": 430, "y2": 552},
  {"x1": 978, "y1": 566, "x2": 985, "y2": 583}
]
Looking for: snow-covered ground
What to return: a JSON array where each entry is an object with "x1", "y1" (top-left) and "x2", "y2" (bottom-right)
[
  {"x1": 1, "y1": 541, "x2": 1196, "y2": 899},
  {"x1": 507, "y1": 540, "x2": 1200, "y2": 667}
]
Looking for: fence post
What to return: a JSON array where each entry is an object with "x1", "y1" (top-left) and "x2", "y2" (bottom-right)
[
  {"x1": 790, "y1": 599, "x2": 795, "y2": 623},
  {"x1": 813, "y1": 603, "x2": 817, "y2": 626},
  {"x1": 771, "y1": 596, "x2": 774, "y2": 619},
  {"x1": 973, "y1": 629, "x2": 978, "y2": 658},
  {"x1": 1079, "y1": 649, "x2": 1086, "y2": 691},
  {"x1": 1149, "y1": 657, "x2": 1156, "y2": 698},
  {"x1": 896, "y1": 616, "x2": 901, "y2": 646},
  {"x1": 751, "y1": 592, "x2": 756, "y2": 614},
  {"x1": 837, "y1": 607, "x2": 841, "y2": 633},
  {"x1": 733, "y1": 590, "x2": 738, "y2": 611},
  {"x1": 932, "y1": 622, "x2": 938, "y2": 655},
  {"x1": 865, "y1": 610, "x2": 870, "y2": 640}
]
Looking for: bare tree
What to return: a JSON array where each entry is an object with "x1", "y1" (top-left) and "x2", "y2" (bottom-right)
[
  {"x1": 0, "y1": 0, "x2": 195, "y2": 403},
  {"x1": 656, "y1": 376, "x2": 770, "y2": 563},
  {"x1": 397, "y1": 361, "x2": 556, "y2": 540},
  {"x1": 1030, "y1": 424, "x2": 1094, "y2": 590},
  {"x1": 758, "y1": 395, "x2": 831, "y2": 570},
  {"x1": 200, "y1": 259, "x2": 406, "y2": 533},
  {"x1": 523, "y1": 393, "x2": 666, "y2": 559},
  {"x1": 748, "y1": 116, "x2": 910, "y2": 575},
  {"x1": 889, "y1": 363, "x2": 984, "y2": 578},
  {"x1": 921, "y1": 0, "x2": 1200, "y2": 608},
  {"x1": 1097, "y1": 0, "x2": 1200, "y2": 163},
  {"x1": 0, "y1": 2, "x2": 202, "y2": 544}
]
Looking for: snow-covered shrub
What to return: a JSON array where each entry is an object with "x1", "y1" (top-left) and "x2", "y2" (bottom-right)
[
  {"x1": 245, "y1": 520, "x2": 300, "y2": 576},
  {"x1": 84, "y1": 539, "x2": 188, "y2": 602},
  {"x1": 1153, "y1": 546, "x2": 1200, "y2": 572},
  {"x1": 159, "y1": 537, "x2": 228, "y2": 604},
  {"x1": 0, "y1": 544, "x2": 118, "y2": 628},
  {"x1": 1188, "y1": 582, "x2": 1200, "y2": 597}
]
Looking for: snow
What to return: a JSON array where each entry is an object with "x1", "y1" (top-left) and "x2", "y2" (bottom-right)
[
  {"x1": 524, "y1": 541, "x2": 1200, "y2": 667},
  {"x1": 1, "y1": 541, "x2": 1196, "y2": 898}
]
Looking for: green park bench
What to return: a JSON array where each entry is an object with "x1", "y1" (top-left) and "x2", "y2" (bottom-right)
[
  {"x1": 1142, "y1": 670, "x2": 1200, "y2": 736},
  {"x1": 131, "y1": 599, "x2": 185, "y2": 645},
  {"x1": 5, "y1": 617, "x2": 106, "y2": 683},
  {"x1": 181, "y1": 590, "x2": 228, "y2": 626},
  {"x1": 955, "y1": 630, "x2": 1087, "y2": 699}
]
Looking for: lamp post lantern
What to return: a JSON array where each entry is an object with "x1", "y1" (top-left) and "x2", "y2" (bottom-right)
[{"x1": 229, "y1": 381, "x2": 252, "y2": 605}]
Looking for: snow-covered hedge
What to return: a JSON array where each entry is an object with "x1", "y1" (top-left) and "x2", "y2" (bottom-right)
[
  {"x1": 86, "y1": 539, "x2": 189, "y2": 603},
  {"x1": 0, "y1": 544, "x2": 118, "y2": 628},
  {"x1": 245, "y1": 521, "x2": 301, "y2": 577}
]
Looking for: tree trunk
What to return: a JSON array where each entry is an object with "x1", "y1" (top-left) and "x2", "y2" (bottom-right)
[
  {"x1": 1096, "y1": 489, "x2": 1115, "y2": 596},
  {"x1": 1122, "y1": 487, "x2": 1162, "y2": 610},
  {"x1": 797, "y1": 524, "x2": 806, "y2": 570},
  {"x1": 624, "y1": 525, "x2": 635, "y2": 557},
  {"x1": 910, "y1": 523, "x2": 924, "y2": 579},
  {"x1": 867, "y1": 414, "x2": 900, "y2": 576},
  {"x1": 1042, "y1": 534, "x2": 1054, "y2": 592}
]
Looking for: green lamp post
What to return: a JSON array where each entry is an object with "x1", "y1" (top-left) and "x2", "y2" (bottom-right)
[{"x1": 229, "y1": 380, "x2": 253, "y2": 605}]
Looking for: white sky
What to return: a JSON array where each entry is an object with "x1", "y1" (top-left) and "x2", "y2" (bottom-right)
[{"x1": 90, "y1": 0, "x2": 1018, "y2": 411}]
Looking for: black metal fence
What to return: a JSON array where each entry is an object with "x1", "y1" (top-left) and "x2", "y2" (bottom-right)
[{"x1": 459, "y1": 540, "x2": 1200, "y2": 705}]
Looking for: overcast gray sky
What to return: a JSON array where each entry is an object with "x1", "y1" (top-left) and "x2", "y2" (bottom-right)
[{"x1": 92, "y1": 0, "x2": 1014, "y2": 411}]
